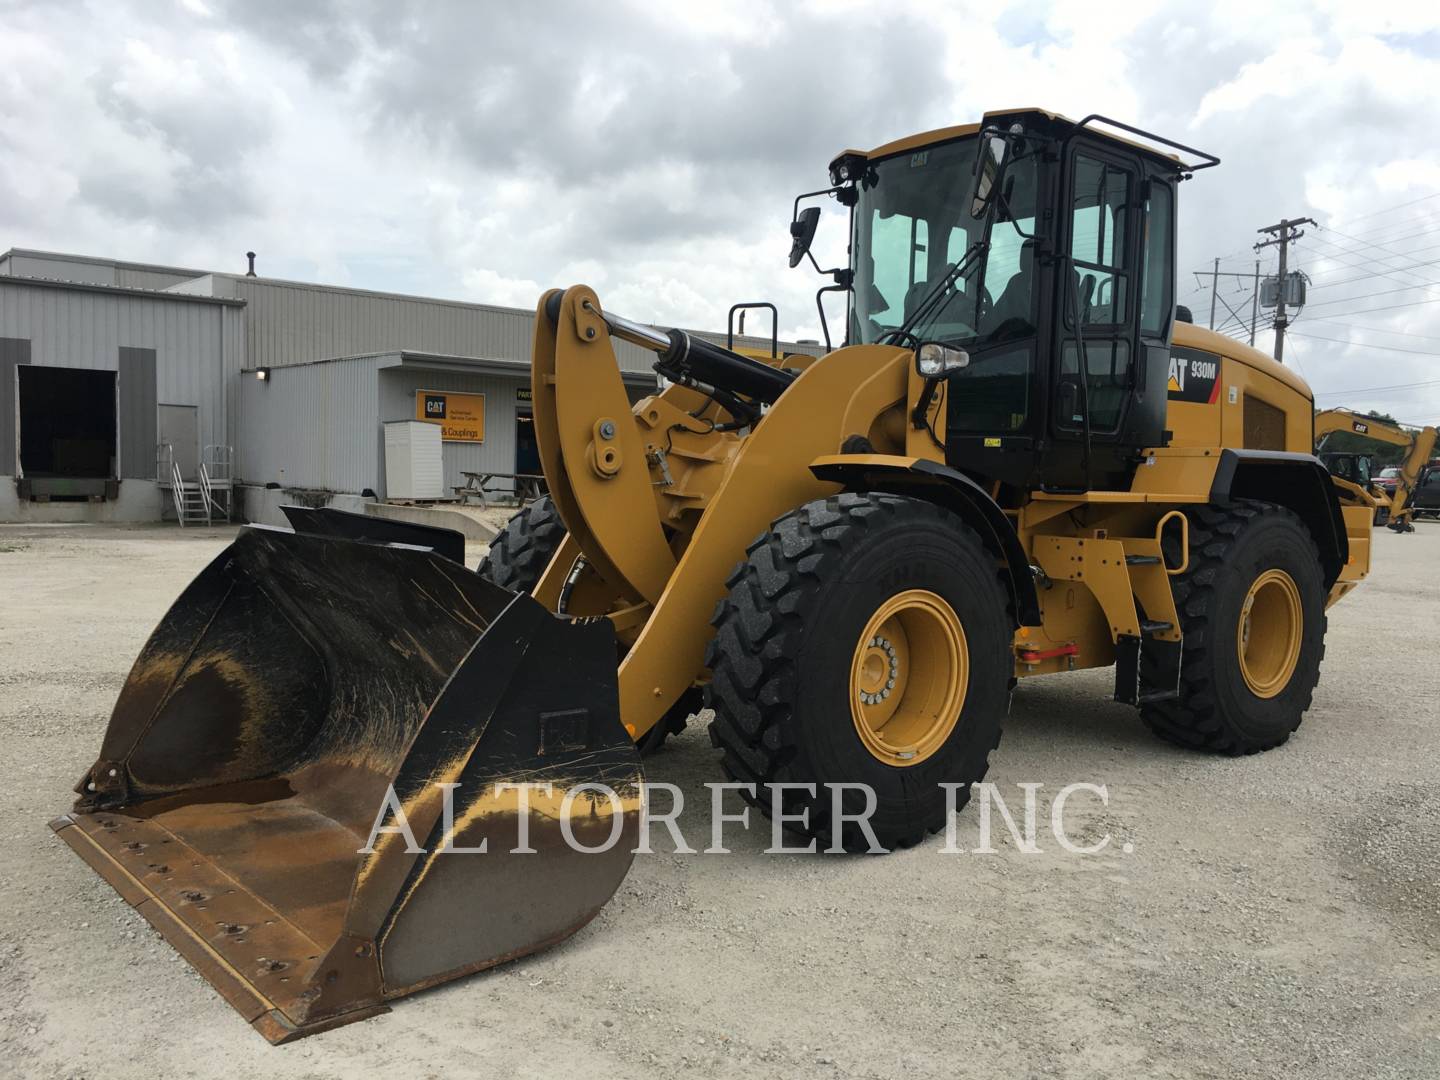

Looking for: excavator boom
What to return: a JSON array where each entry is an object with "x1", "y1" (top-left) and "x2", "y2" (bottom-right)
[{"x1": 1315, "y1": 408, "x2": 1438, "y2": 529}]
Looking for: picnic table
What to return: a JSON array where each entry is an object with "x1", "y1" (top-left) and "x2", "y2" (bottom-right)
[{"x1": 454, "y1": 471, "x2": 546, "y2": 507}]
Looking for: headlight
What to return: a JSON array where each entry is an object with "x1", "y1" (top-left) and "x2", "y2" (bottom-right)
[
  {"x1": 916, "y1": 343, "x2": 970, "y2": 378},
  {"x1": 828, "y1": 154, "x2": 866, "y2": 187}
]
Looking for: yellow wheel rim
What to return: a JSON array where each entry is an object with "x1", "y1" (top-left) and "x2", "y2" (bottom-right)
[
  {"x1": 849, "y1": 589, "x2": 968, "y2": 767},
  {"x1": 1236, "y1": 568, "x2": 1303, "y2": 698}
]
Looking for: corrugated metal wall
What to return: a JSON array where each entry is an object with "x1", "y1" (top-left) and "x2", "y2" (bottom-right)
[
  {"x1": 215, "y1": 276, "x2": 823, "y2": 376},
  {"x1": 0, "y1": 252, "x2": 199, "y2": 291},
  {"x1": 378, "y1": 366, "x2": 530, "y2": 497},
  {"x1": 235, "y1": 357, "x2": 537, "y2": 498},
  {"x1": 0, "y1": 280, "x2": 243, "y2": 472},
  {"x1": 235, "y1": 355, "x2": 385, "y2": 494},
  {"x1": 220, "y1": 276, "x2": 665, "y2": 375}
]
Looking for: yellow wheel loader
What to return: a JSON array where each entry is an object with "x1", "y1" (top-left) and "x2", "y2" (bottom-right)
[
  {"x1": 52, "y1": 109, "x2": 1371, "y2": 1042},
  {"x1": 1315, "y1": 407, "x2": 1437, "y2": 531}
]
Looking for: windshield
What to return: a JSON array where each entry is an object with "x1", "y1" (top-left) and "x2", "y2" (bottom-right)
[{"x1": 849, "y1": 136, "x2": 1040, "y2": 347}]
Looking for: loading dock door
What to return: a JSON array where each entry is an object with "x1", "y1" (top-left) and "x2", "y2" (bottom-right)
[
  {"x1": 158, "y1": 405, "x2": 199, "y2": 482},
  {"x1": 17, "y1": 366, "x2": 117, "y2": 479}
]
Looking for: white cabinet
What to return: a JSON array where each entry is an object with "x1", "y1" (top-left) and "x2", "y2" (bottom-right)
[{"x1": 384, "y1": 420, "x2": 443, "y2": 500}]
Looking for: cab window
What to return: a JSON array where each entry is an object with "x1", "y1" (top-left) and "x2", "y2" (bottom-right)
[
  {"x1": 1069, "y1": 156, "x2": 1130, "y2": 325},
  {"x1": 1140, "y1": 180, "x2": 1173, "y2": 336}
]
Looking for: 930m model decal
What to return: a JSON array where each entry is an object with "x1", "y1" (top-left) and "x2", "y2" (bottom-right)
[{"x1": 1167, "y1": 346, "x2": 1221, "y2": 404}]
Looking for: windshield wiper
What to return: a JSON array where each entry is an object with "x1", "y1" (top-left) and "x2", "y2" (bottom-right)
[{"x1": 881, "y1": 240, "x2": 987, "y2": 346}]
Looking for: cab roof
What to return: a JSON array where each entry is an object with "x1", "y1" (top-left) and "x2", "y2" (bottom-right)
[{"x1": 831, "y1": 108, "x2": 1203, "y2": 173}]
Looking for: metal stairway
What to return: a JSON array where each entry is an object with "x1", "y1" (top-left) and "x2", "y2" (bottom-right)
[
  {"x1": 200, "y1": 445, "x2": 234, "y2": 523},
  {"x1": 174, "y1": 471, "x2": 210, "y2": 526},
  {"x1": 159, "y1": 442, "x2": 232, "y2": 526}
]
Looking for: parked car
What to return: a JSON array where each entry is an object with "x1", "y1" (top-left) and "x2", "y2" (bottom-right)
[
  {"x1": 1375, "y1": 466, "x2": 1403, "y2": 496},
  {"x1": 1413, "y1": 465, "x2": 1440, "y2": 520}
]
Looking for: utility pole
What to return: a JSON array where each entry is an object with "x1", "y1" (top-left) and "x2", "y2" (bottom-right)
[
  {"x1": 1249, "y1": 260, "x2": 1260, "y2": 346},
  {"x1": 1209, "y1": 257, "x2": 1219, "y2": 329},
  {"x1": 1254, "y1": 217, "x2": 1315, "y2": 363}
]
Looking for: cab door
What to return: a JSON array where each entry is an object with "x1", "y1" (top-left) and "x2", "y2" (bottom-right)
[{"x1": 1049, "y1": 146, "x2": 1142, "y2": 488}]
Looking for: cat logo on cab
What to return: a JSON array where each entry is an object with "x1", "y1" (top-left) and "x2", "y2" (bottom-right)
[{"x1": 1167, "y1": 347, "x2": 1221, "y2": 405}]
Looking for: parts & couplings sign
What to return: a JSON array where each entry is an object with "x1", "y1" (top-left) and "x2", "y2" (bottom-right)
[{"x1": 417, "y1": 389, "x2": 486, "y2": 443}]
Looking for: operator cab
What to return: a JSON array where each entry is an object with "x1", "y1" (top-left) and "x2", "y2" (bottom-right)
[{"x1": 791, "y1": 109, "x2": 1218, "y2": 493}]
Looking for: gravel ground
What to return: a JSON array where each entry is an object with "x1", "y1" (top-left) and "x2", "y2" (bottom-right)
[{"x1": 1, "y1": 520, "x2": 1436, "y2": 1079}]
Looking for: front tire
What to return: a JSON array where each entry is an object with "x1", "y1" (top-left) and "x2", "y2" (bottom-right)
[
  {"x1": 706, "y1": 493, "x2": 1012, "y2": 852},
  {"x1": 1141, "y1": 500, "x2": 1327, "y2": 754}
]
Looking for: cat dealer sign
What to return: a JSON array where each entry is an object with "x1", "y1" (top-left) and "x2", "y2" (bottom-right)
[{"x1": 416, "y1": 390, "x2": 486, "y2": 443}]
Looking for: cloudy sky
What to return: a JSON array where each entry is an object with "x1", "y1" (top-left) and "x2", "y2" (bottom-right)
[{"x1": 3, "y1": 0, "x2": 1439, "y2": 423}]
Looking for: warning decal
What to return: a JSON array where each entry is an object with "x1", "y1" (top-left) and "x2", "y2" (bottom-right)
[{"x1": 1167, "y1": 346, "x2": 1222, "y2": 405}]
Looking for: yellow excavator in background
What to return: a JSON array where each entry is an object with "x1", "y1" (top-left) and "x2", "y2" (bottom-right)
[
  {"x1": 1315, "y1": 408, "x2": 1437, "y2": 531},
  {"x1": 52, "y1": 109, "x2": 1372, "y2": 1042}
]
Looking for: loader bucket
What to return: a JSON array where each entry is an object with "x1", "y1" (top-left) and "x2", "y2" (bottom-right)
[{"x1": 50, "y1": 524, "x2": 641, "y2": 1043}]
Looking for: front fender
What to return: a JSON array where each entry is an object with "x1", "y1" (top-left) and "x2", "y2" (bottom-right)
[{"x1": 809, "y1": 454, "x2": 1042, "y2": 626}]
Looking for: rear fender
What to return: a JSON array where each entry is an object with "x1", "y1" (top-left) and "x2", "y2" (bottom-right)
[
  {"x1": 1211, "y1": 449, "x2": 1349, "y2": 588},
  {"x1": 809, "y1": 454, "x2": 1042, "y2": 627}
]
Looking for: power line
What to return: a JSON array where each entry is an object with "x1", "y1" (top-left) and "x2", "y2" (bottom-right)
[
  {"x1": 1301, "y1": 283, "x2": 1440, "y2": 310},
  {"x1": 1305, "y1": 296, "x2": 1440, "y2": 318},
  {"x1": 1297, "y1": 318, "x2": 1440, "y2": 342},
  {"x1": 1336, "y1": 212, "x2": 1440, "y2": 248},
  {"x1": 1313, "y1": 234, "x2": 1440, "y2": 289},
  {"x1": 1320, "y1": 223, "x2": 1440, "y2": 271},
  {"x1": 1300, "y1": 232, "x2": 1440, "y2": 289},
  {"x1": 1286, "y1": 331, "x2": 1440, "y2": 357},
  {"x1": 1324, "y1": 191, "x2": 1440, "y2": 233},
  {"x1": 1313, "y1": 376, "x2": 1440, "y2": 397},
  {"x1": 1283, "y1": 330, "x2": 1308, "y2": 379},
  {"x1": 1306, "y1": 255, "x2": 1440, "y2": 291}
]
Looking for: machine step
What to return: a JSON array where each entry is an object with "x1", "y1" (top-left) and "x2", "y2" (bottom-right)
[
  {"x1": 1139, "y1": 619, "x2": 1173, "y2": 635},
  {"x1": 1125, "y1": 554, "x2": 1162, "y2": 565}
]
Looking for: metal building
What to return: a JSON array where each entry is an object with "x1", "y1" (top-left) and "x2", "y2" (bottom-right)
[
  {"x1": 0, "y1": 270, "x2": 245, "y2": 523},
  {"x1": 1, "y1": 248, "x2": 820, "y2": 524}
]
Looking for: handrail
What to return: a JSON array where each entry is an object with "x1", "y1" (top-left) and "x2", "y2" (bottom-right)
[
  {"x1": 199, "y1": 462, "x2": 214, "y2": 525},
  {"x1": 200, "y1": 444, "x2": 234, "y2": 522},
  {"x1": 171, "y1": 459, "x2": 187, "y2": 526},
  {"x1": 202, "y1": 444, "x2": 233, "y2": 483}
]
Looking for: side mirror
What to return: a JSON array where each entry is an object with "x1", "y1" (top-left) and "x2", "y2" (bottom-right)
[
  {"x1": 789, "y1": 206, "x2": 821, "y2": 268},
  {"x1": 967, "y1": 132, "x2": 1009, "y2": 219}
]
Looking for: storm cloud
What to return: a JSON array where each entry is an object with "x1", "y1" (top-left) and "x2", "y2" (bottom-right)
[{"x1": 3, "y1": 0, "x2": 1439, "y2": 420}]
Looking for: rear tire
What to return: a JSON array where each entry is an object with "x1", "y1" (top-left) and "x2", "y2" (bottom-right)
[
  {"x1": 476, "y1": 496, "x2": 567, "y2": 593},
  {"x1": 706, "y1": 492, "x2": 1012, "y2": 852},
  {"x1": 478, "y1": 495, "x2": 693, "y2": 754},
  {"x1": 1140, "y1": 500, "x2": 1327, "y2": 754}
]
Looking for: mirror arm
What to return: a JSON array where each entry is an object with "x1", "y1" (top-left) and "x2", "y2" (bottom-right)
[
  {"x1": 911, "y1": 377, "x2": 940, "y2": 430},
  {"x1": 814, "y1": 282, "x2": 849, "y2": 351}
]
